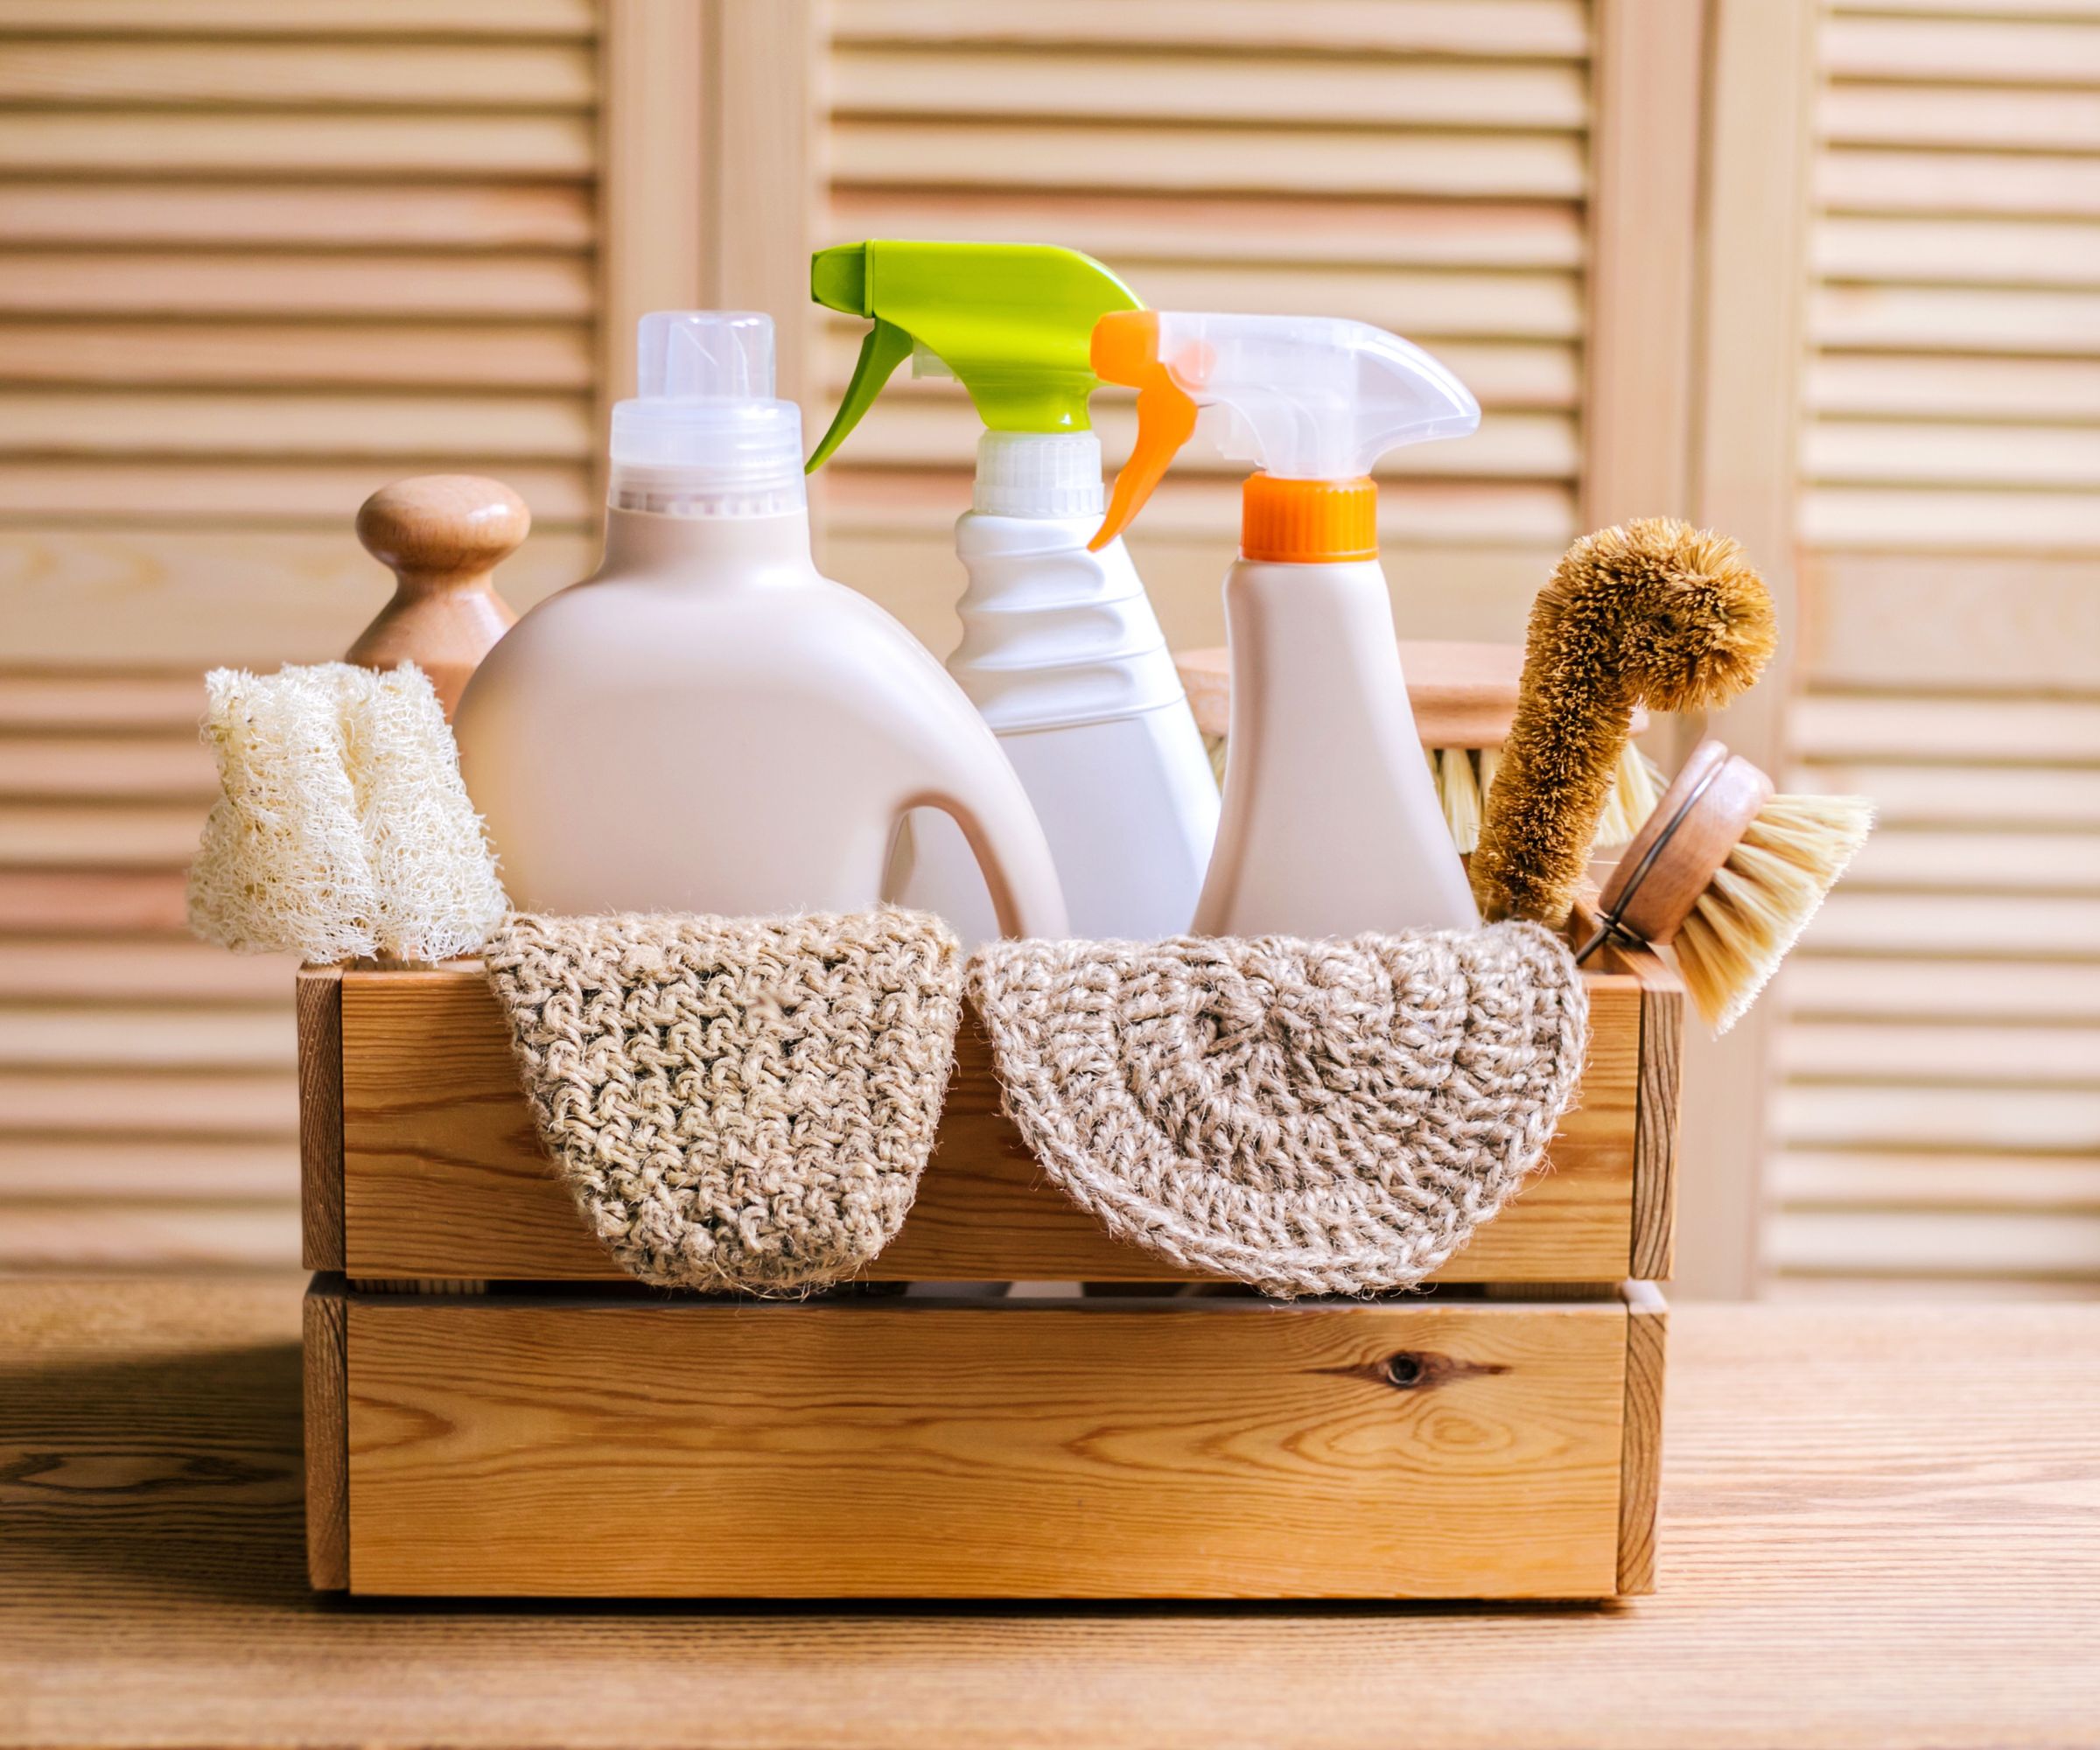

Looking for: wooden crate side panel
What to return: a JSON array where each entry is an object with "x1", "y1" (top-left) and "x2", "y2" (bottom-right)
[
  {"x1": 344, "y1": 1294, "x2": 1629, "y2": 1599},
  {"x1": 296, "y1": 964, "x2": 344, "y2": 1272},
  {"x1": 338, "y1": 969, "x2": 1645, "y2": 1284},
  {"x1": 302, "y1": 1277, "x2": 348, "y2": 1592}
]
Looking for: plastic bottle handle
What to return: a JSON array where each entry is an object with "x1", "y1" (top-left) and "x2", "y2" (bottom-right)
[
  {"x1": 899, "y1": 784, "x2": 1069, "y2": 941},
  {"x1": 351, "y1": 474, "x2": 526, "y2": 718}
]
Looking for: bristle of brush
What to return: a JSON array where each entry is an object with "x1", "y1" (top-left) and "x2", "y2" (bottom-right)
[
  {"x1": 1593, "y1": 744, "x2": 1666, "y2": 850},
  {"x1": 1204, "y1": 732, "x2": 1228, "y2": 789},
  {"x1": 1470, "y1": 518, "x2": 1778, "y2": 926},
  {"x1": 1673, "y1": 792, "x2": 1875, "y2": 1034},
  {"x1": 1436, "y1": 747, "x2": 1483, "y2": 852}
]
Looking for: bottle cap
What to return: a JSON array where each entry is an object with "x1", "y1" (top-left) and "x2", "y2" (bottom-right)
[
  {"x1": 609, "y1": 312, "x2": 807, "y2": 517},
  {"x1": 971, "y1": 431, "x2": 1105, "y2": 519},
  {"x1": 1238, "y1": 474, "x2": 1378, "y2": 564}
]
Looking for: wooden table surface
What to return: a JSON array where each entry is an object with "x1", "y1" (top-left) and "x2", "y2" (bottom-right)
[{"x1": 4, "y1": 1279, "x2": 2097, "y2": 1750}]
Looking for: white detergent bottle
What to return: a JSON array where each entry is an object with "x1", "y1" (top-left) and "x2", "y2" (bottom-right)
[
  {"x1": 804, "y1": 242, "x2": 1217, "y2": 946},
  {"x1": 452, "y1": 312, "x2": 1068, "y2": 936},
  {"x1": 1088, "y1": 311, "x2": 1483, "y2": 938}
]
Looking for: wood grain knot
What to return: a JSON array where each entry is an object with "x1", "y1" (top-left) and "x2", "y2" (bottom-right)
[{"x1": 1320, "y1": 1350, "x2": 1513, "y2": 1392}]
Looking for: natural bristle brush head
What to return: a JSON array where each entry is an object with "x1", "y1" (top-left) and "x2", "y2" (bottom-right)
[
  {"x1": 1578, "y1": 522, "x2": 1777, "y2": 715},
  {"x1": 1473, "y1": 518, "x2": 1779, "y2": 927},
  {"x1": 1676, "y1": 791, "x2": 1874, "y2": 1033},
  {"x1": 1589, "y1": 740, "x2": 1874, "y2": 1034}
]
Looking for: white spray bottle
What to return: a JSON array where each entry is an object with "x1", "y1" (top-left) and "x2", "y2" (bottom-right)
[
  {"x1": 1088, "y1": 311, "x2": 1483, "y2": 937},
  {"x1": 805, "y1": 242, "x2": 1218, "y2": 947}
]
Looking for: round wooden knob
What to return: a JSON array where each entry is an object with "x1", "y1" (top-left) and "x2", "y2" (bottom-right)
[{"x1": 348, "y1": 475, "x2": 527, "y2": 718}]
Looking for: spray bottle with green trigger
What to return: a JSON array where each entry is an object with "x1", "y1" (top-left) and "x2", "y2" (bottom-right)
[
  {"x1": 807, "y1": 241, "x2": 1220, "y2": 947},
  {"x1": 1089, "y1": 310, "x2": 1483, "y2": 937}
]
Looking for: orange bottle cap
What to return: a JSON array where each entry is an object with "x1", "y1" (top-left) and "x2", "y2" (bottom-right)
[{"x1": 1240, "y1": 473, "x2": 1377, "y2": 564}]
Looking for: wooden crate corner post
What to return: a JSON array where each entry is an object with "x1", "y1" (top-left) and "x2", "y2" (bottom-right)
[
  {"x1": 302, "y1": 1275, "x2": 349, "y2": 1592},
  {"x1": 1617, "y1": 1278, "x2": 1668, "y2": 1596},
  {"x1": 295, "y1": 963, "x2": 345, "y2": 1273}
]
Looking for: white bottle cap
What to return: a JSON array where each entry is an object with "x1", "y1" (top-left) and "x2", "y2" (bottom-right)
[
  {"x1": 972, "y1": 430, "x2": 1105, "y2": 519},
  {"x1": 608, "y1": 312, "x2": 807, "y2": 516}
]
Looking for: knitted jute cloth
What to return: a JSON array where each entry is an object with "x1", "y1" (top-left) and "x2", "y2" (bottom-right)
[
  {"x1": 967, "y1": 921, "x2": 1587, "y2": 1298},
  {"x1": 484, "y1": 908, "x2": 961, "y2": 1293}
]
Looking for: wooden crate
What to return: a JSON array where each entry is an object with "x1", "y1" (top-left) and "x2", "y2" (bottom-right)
[
  {"x1": 298, "y1": 945, "x2": 1680, "y2": 1600},
  {"x1": 298, "y1": 949, "x2": 1681, "y2": 1286},
  {"x1": 305, "y1": 1278, "x2": 1665, "y2": 1600}
]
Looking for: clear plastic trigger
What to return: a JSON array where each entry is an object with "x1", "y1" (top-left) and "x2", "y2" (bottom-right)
[
  {"x1": 910, "y1": 338, "x2": 955, "y2": 381},
  {"x1": 1196, "y1": 401, "x2": 1262, "y2": 466}
]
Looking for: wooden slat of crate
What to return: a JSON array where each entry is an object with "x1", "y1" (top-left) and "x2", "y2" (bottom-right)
[
  {"x1": 333, "y1": 1284, "x2": 1634, "y2": 1599},
  {"x1": 320, "y1": 962, "x2": 1665, "y2": 1284}
]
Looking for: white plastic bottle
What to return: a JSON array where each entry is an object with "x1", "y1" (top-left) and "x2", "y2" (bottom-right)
[
  {"x1": 1198, "y1": 544, "x2": 1476, "y2": 935},
  {"x1": 892, "y1": 430, "x2": 1219, "y2": 946},
  {"x1": 1088, "y1": 310, "x2": 1484, "y2": 939},
  {"x1": 804, "y1": 240, "x2": 1215, "y2": 947},
  {"x1": 452, "y1": 312, "x2": 1068, "y2": 936}
]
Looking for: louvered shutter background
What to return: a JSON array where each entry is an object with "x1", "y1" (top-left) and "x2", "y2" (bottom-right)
[
  {"x1": 18, "y1": 0, "x2": 2091, "y2": 1295},
  {"x1": 0, "y1": 1, "x2": 602, "y2": 1271},
  {"x1": 1777, "y1": 0, "x2": 2100, "y2": 1296},
  {"x1": 808, "y1": 0, "x2": 1589, "y2": 654}
]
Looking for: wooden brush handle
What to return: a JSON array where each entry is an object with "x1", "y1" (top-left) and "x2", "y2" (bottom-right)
[
  {"x1": 1596, "y1": 738, "x2": 1773, "y2": 947},
  {"x1": 348, "y1": 474, "x2": 527, "y2": 718}
]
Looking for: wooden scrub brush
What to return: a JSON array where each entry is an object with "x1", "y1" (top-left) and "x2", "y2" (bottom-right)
[
  {"x1": 1580, "y1": 739, "x2": 1873, "y2": 1033},
  {"x1": 1472, "y1": 517, "x2": 1778, "y2": 926}
]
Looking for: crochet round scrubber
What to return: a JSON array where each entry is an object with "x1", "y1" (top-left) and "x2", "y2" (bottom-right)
[
  {"x1": 485, "y1": 907, "x2": 961, "y2": 1294},
  {"x1": 967, "y1": 921, "x2": 1587, "y2": 1298}
]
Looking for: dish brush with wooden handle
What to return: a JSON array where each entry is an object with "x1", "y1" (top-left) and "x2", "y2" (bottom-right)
[
  {"x1": 1471, "y1": 517, "x2": 1778, "y2": 926},
  {"x1": 1580, "y1": 739, "x2": 1873, "y2": 1033}
]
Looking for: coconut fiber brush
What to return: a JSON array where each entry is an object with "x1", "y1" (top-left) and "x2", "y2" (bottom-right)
[
  {"x1": 1472, "y1": 517, "x2": 1779, "y2": 926},
  {"x1": 1581, "y1": 739, "x2": 1873, "y2": 1032}
]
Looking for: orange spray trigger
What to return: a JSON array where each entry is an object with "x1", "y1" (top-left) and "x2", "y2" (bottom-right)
[{"x1": 1088, "y1": 312, "x2": 1197, "y2": 551}]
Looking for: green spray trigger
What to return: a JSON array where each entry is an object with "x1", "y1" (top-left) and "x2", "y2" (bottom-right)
[
  {"x1": 804, "y1": 240, "x2": 1142, "y2": 473},
  {"x1": 805, "y1": 316, "x2": 913, "y2": 473}
]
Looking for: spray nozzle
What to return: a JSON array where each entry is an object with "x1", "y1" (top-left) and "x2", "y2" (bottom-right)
[
  {"x1": 804, "y1": 241, "x2": 1142, "y2": 473},
  {"x1": 1088, "y1": 312, "x2": 1480, "y2": 554}
]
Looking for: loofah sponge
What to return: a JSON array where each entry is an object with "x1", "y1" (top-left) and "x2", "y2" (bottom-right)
[{"x1": 187, "y1": 662, "x2": 506, "y2": 962}]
